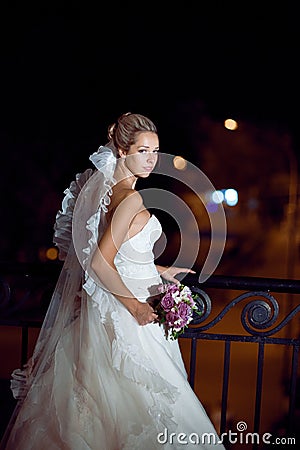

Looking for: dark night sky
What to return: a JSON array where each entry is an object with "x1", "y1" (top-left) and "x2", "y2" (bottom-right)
[
  {"x1": 0, "y1": 2, "x2": 299, "y2": 261},
  {"x1": 1, "y1": 2, "x2": 299, "y2": 146}
]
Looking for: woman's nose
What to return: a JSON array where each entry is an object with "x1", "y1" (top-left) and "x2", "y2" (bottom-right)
[{"x1": 147, "y1": 152, "x2": 157, "y2": 162}]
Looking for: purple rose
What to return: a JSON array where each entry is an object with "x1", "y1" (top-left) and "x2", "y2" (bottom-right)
[
  {"x1": 166, "y1": 310, "x2": 189, "y2": 329},
  {"x1": 177, "y1": 315, "x2": 189, "y2": 328},
  {"x1": 177, "y1": 302, "x2": 191, "y2": 319},
  {"x1": 167, "y1": 284, "x2": 180, "y2": 295},
  {"x1": 160, "y1": 293, "x2": 175, "y2": 311},
  {"x1": 165, "y1": 310, "x2": 180, "y2": 326}
]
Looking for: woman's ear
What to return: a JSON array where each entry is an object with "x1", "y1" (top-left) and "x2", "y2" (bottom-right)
[{"x1": 118, "y1": 148, "x2": 126, "y2": 159}]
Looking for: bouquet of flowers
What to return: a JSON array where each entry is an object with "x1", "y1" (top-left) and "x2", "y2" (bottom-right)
[{"x1": 152, "y1": 283, "x2": 202, "y2": 340}]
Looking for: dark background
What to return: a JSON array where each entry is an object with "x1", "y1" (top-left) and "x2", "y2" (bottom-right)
[
  {"x1": 0, "y1": 3, "x2": 299, "y2": 440},
  {"x1": 1, "y1": 1, "x2": 299, "y2": 267}
]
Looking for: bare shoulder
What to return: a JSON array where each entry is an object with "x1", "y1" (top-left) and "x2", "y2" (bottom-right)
[
  {"x1": 118, "y1": 188, "x2": 143, "y2": 211},
  {"x1": 109, "y1": 188, "x2": 144, "y2": 215},
  {"x1": 122, "y1": 188, "x2": 143, "y2": 203}
]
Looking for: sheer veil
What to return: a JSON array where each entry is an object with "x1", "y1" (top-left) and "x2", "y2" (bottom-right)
[{"x1": 1, "y1": 145, "x2": 117, "y2": 446}]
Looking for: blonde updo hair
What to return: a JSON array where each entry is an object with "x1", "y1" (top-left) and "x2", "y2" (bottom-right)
[{"x1": 107, "y1": 112, "x2": 157, "y2": 155}]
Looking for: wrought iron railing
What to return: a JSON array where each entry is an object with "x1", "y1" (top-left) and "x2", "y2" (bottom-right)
[
  {"x1": 0, "y1": 263, "x2": 299, "y2": 449},
  {"x1": 182, "y1": 273, "x2": 300, "y2": 449}
]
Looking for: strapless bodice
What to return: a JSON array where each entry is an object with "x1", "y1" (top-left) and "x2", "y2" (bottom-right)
[{"x1": 114, "y1": 215, "x2": 162, "y2": 300}]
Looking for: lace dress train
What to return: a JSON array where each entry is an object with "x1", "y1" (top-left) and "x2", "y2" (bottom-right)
[{"x1": 2, "y1": 215, "x2": 225, "y2": 449}]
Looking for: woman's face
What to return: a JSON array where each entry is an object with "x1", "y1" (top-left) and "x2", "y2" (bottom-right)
[{"x1": 121, "y1": 131, "x2": 159, "y2": 177}]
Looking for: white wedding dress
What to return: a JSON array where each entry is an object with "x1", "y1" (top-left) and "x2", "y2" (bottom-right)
[{"x1": 3, "y1": 214, "x2": 225, "y2": 450}]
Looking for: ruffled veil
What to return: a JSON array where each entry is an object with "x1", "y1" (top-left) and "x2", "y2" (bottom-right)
[{"x1": 1, "y1": 145, "x2": 117, "y2": 448}]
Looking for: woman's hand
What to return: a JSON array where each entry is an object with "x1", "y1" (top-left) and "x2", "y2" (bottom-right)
[
  {"x1": 130, "y1": 300, "x2": 158, "y2": 326},
  {"x1": 156, "y1": 265, "x2": 196, "y2": 285}
]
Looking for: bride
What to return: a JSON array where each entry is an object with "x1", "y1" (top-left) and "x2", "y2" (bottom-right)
[{"x1": 1, "y1": 113, "x2": 225, "y2": 449}]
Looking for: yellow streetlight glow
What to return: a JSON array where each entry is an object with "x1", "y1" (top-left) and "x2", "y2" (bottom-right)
[
  {"x1": 224, "y1": 118, "x2": 238, "y2": 131},
  {"x1": 46, "y1": 247, "x2": 59, "y2": 260},
  {"x1": 173, "y1": 156, "x2": 187, "y2": 170}
]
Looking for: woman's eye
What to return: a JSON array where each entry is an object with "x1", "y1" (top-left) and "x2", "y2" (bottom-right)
[{"x1": 138, "y1": 149, "x2": 159, "y2": 154}]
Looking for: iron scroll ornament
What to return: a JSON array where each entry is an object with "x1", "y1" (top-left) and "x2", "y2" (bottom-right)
[{"x1": 186, "y1": 286, "x2": 300, "y2": 337}]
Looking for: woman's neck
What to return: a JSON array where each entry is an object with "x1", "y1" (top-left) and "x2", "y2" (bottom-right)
[{"x1": 114, "y1": 158, "x2": 137, "y2": 189}]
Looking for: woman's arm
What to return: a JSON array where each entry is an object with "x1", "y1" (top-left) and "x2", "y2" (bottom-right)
[
  {"x1": 156, "y1": 264, "x2": 196, "y2": 284},
  {"x1": 91, "y1": 190, "x2": 157, "y2": 326}
]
